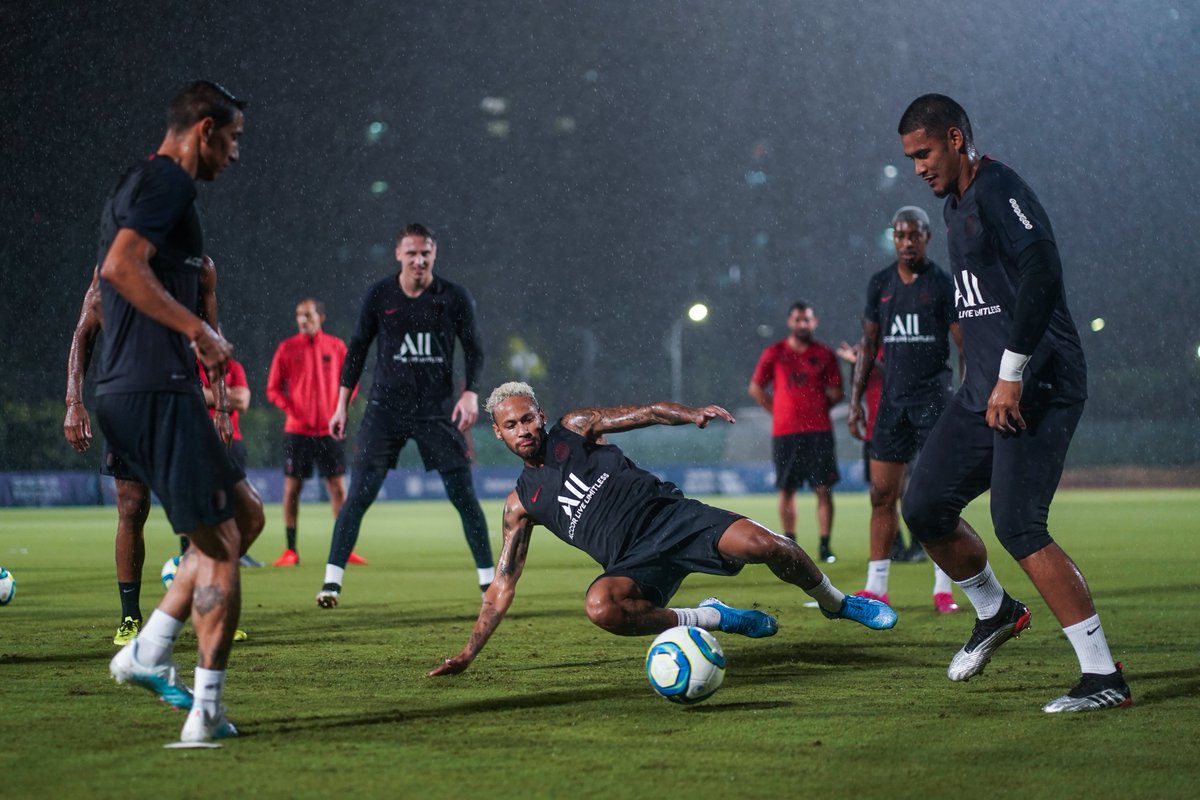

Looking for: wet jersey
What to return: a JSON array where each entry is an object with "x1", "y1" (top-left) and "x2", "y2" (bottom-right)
[
  {"x1": 944, "y1": 157, "x2": 1087, "y2": 410},
  {"x1": 341, "y1": 274, "x2": 483, "y2": 418},
  {"x1": 750, "y1": 339, "x2": 841, "y2": 435},
  {"x1": 95, "y1": 154, "x2": 205, "y2": 395},
  {"x1": 863, "y1": 260, "x2": 955, "y2": 406},
  {"x1": 515, "y1": 424, "x2": 687, "y2": 569}
]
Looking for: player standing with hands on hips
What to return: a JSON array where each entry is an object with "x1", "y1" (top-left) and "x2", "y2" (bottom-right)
[
  {"x1": 316, "y1": 224, "x2": 494, "y2": 608},
  {"x1": 896, "y1": 94, "x2": 1130, "y2": 712}
]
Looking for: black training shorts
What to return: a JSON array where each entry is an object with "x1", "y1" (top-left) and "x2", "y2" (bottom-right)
[
  {"x1": 867, "y1": 397, "x2": 946, "y2": 464},
  {"x1": 100, "y1": 440, "x2": 141, "y2": 483},
  {"x1": 284, "y1": 434, "x2": 346, "y2": 479},
  {"x1": 353, "y1": 402, "x2": 470, "y2": 473},
  {"x1": 772, "y1": 431, "x2": 840, "y2": 491},
  {"x1": 902, "y1": 400, "x2": 1083, "y2": 561},
  {"x1": 96, "y1": 391, "x2": 243, "y2": 534},
  {"x1": 595, "y1": 498, "x2": 745, "y2": 607}
]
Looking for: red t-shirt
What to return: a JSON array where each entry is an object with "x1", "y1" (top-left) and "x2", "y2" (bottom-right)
[
  {"x1": 751, "y1": 339, "x2": 842, "y2": 436},
  {"x1": 266, "y1": 331, "x2": 348, "y2": 436},
  {"x1": 198, "y1": 358, "x2": 247, "y2": 441}
]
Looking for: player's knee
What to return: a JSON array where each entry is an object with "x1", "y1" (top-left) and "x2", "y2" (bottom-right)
[
  {"x1": 901, "y1": 489, "x2": 952, "y2": 543},
  {"x1": 868, "y1": 483, "x2": 899, "y2": 510},
  {"x1": 991, "y1": 509, "x2": 1053, "y2": 560},
  {"x1": 117, "y1": 492, "x2": 150, "y2": 526},
  {"x1": 584, "y1": 595, "x2": 627, "y2": 634}
]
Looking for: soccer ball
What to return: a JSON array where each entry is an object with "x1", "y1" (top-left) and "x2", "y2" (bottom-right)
[
  {"x1": 0, "y1": 567, "x2": 15, "y2": 605},
  {"x1": 645, "y1": 625, "x2": 726, "y2": 705},
  {"x1": 161, "y1": 556, "x2": 181, "y2": 589}
]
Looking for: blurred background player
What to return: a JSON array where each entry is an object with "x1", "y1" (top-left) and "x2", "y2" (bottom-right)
[
  {"x1": 198, "y1": 355, "x2": 262, "y2": 567},
  {"x1": 846, "y1": 205, "x2": 964, "y2": 612},
  {"x1": 897, "y1": 94, "x2": 1129, "y2": 711},
  {"x1": 266, "y1": 298, "x2": 362, "y2": 567},
  {"x1": 748, "y1": 301, "x2": 843, "y2": 563},
  {"x1": 317, "y1": 223, "x2": 494, "y2": 608},
  {"x1": 836, "y1": 341, "x2": 923, "y2": 562},
  {"x1": 429, "y1": 382, "x2": 896, "y2": 677}
]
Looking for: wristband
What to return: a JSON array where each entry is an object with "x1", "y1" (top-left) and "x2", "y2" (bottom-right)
[{"x1": 998, "y1": 349, "x2": 1030, "y2": 382}]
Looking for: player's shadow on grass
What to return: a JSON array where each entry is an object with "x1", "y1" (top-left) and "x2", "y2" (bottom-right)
[
  {"x1": 1121, "y1": 666, "x2": 1200, "y2": 706},
  {"x1": 252, "y1": 685, "x2": 641, "y2": 736}
]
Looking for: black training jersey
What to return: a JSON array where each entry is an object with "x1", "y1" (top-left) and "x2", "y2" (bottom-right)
[
  {"x1": 340, "y1": 274, "x2": 483, "y2": 417},
  {"x1": 944, "y1": 157, "x2": 1087, "y2": 411},
  {"x1": 515, "y1": 424, "x2": 686, "y2": 569},
  {"x1": 95, "y1": 155, "x2": 205, "y2": 395},
  {"x1": 864, "y1": 260, "x2": 955, "y2": 406}
]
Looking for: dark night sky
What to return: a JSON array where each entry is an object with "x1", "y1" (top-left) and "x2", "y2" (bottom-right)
[{"x1": 3, "y1": 1, "x2": 1197, "y2": 416}]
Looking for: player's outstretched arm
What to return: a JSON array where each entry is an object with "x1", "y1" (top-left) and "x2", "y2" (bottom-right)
[
  {"x1": 428, "y1": 492, "x2": 533, "y2": 677},
  {"x1": 63, "y1": 267, "x2": 103, "y2": 452},
  {"x1": 562, "y1": 402, "x2": 735, "y2": 441}
]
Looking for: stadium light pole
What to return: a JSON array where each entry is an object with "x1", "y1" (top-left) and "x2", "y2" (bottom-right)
[{"x1": 668, "y1": 303, "x2": 710, "y2": 402}]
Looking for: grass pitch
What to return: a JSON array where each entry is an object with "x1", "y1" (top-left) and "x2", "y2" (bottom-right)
[{"x1": 1, "y1": 490, "x2": 1198, "y2": 799}]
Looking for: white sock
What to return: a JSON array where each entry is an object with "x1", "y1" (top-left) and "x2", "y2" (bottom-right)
[
  {"x1": 671, "y1": 606, "x2": 721, "y2": 629},
  {"x1": 805, "y1": 574, "x2": 846, "y2": 614},
  {"x1": 865, "y1": 560, "x2": 890, "y2": 595},
  {"x1": 133, "y1": 610, "x2": 185, "y2": 665},
  {"x1": 193, "y1": 667, "x2": 226, "y2": 716},
  {"x1": 1063, "y1": 614, "x2": 1117, "y2": 675},
  {"x1": 954, "y1": 562, "x2": 1006, "y2": 620},
  {"x1": 477, "y1": 566, "x2": 496, "y2": 586},
  {"x1": 933, "y1": 564, "x2": 953, "y2": 594},
  {"x1": 324, "y1": 564, "x2": 345, "y2": 587}
]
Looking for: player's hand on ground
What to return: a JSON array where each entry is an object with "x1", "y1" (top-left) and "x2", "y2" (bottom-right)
[
  {"x1": 986, "y1": 379, "x2": 1026, "y2": 433},
  {"x1": 427, "y1": 654, "x2": 472, "y2": 677},
  {"x1": 452, "y1": 391, "x2": 479, "y2": 432},
  {"x1": 847, "y1": 402, "x2": 867, "y2": 441},
  {"x1": 63, "y1": 403, "x2": 93, "y2": 451},
  {"x1": 213, "y1": 411, "x2": 234, "y2": 446},
  {"x1": 191, "y1": 322, "x2": 232, "y2": 376},
  {"x1": 329, "y1": 406, "x2": 348, "y2": 440},
  {"x1": 694, "y1": 405, "x2": 734, "y2": 428}
]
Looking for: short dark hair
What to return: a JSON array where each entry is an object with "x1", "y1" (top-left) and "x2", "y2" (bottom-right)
[
  {"x1": 167, "y1": 81, "x2": 246, "y2": 133},
  {"x1": 299, "y1": 297, "x2": 326, "y2": 317},
  {"x1": 897, "y1": 94, "x2": 973, "y2": 147},
  {"x1": 396, "y1": 223, "x2": 437, "y2": 245},
  {"x1": 789, "y1": 301, "x2": 812, "y2": 315}
]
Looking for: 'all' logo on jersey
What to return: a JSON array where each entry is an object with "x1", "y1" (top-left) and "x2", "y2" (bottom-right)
[
  {"x1": 399, "y1": 332, "x2": 433, "y2": 357},
  {"x1": 889, "y1": 314, "x2": 921, "y2": 337}
]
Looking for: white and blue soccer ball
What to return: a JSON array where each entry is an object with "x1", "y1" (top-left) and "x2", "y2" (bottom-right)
[
  {"x1": 161, "y1": 556, "x2": 181, "y2": 589},
  {"x1": 645, "y1": 625, "x2": 726, "y2": 705},
  {"x1": 0, "y1": 567, "x2": 15, "y2": 605}
]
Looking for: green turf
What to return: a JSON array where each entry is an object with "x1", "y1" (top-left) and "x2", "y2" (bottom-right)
[{"x1": 1, "y1": 490, "x2": 1198, "y2": 799}]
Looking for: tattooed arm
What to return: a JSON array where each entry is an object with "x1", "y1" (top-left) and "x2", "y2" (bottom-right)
[
  {"x1": 561, "y1": 401, "x2": 735, "y2": 442},
  {"x1": 428, "y1": 490, "x2": 534, "y2": 677},
  {"x1": 64, "y1": 267, "x2": 103, "y2": 452}
]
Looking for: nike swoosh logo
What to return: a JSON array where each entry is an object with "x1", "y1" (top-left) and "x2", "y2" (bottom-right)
[
  {"x1": 880, "y1": 295, "x2": 893, "y2": 302},
  {"x1": 1086, "y1": 625, "x2": 1100, "y2": 636},
  {"x1": 530, "y1": 485, "x2": 542, "y2": 503},
  {"x1": 384, "y1": 307, "x2": 400, "y2": 315}
]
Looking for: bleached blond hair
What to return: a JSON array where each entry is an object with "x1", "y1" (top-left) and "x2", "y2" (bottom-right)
[{"x1": 484, "y1": 381, "x2": 540, "y2": 418}]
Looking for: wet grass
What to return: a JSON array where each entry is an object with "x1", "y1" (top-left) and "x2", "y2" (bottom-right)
[{"x1": 1, "y1": 489, "x2": 1197, "y2": 799}]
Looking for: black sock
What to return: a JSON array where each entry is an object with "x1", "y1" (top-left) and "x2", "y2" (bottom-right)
[
  {"x1": 118, "y1": 582, "x2": 142, "y2": 620},
  {"x1": 286, "y1": 526, "x2": 297, "y2": 551}
]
